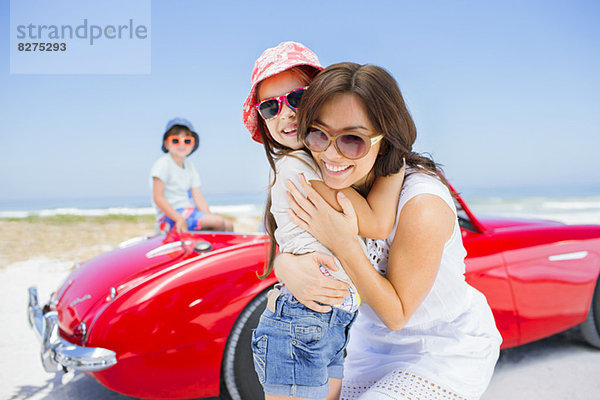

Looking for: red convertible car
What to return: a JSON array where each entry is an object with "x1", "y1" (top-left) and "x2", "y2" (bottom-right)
[{"x1": 27, "y1": 192, "x2": 600, "y2": 399}]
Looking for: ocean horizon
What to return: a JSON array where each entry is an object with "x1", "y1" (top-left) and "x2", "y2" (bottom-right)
[
  {"x1": 1, "y1": 186, "x2": 599, "y2": 225},
  {"x1": 0, "y1": 192, "x2": 268, "y2": 219}
]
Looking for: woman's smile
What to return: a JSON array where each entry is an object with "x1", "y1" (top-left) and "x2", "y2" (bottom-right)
[
  {"x1": 322, "y1": 160, "x2": 352, "y2": 173},
  {"x1": 311, "y1": 93, "x2": 381, "y2": 190}
]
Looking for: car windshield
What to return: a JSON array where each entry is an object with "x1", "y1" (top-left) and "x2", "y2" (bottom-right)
[{"x1": 454, "y1": 198, "x2": 477, "y2": 232}]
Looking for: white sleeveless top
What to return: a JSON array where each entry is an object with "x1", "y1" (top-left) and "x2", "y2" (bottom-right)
[{"x1": 343, "y1": 171, "x2": 502, "y2": 399}]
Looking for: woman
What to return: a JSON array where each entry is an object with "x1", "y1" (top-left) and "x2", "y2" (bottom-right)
[{"x1": 277, "y1": 62, "x2": 502, "y2": 399}]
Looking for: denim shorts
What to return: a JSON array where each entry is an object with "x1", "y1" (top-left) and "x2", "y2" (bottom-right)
[{"x1": 251, "y1": 292, "x2": 357, "y2": 399}]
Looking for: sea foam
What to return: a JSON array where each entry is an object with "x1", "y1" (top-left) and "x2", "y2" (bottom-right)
[
  {"x1": 2, "y1": 196, "x2": 599, "y2": 225},
  {"x1": 467, "y1": 196, "x2": 600, "y2": 225},
  {"x1": 0, "y1": 204, "x2": 264, "y2": 219}
]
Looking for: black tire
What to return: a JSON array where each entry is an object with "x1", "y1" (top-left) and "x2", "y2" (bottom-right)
[
  {"x1": 221, "y1": 289, "x2": 269, "y2": 400},
  {"x1": 580, "y1": 276, "x2": 600, "y2": 349}
]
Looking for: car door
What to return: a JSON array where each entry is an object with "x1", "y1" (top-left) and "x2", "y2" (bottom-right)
[
  {"x1": 499, "y1": 228, "x2": 600, "y2": 345},
  {"x1": 462, "y1": 224, "x2": 519, "y2": 348}
]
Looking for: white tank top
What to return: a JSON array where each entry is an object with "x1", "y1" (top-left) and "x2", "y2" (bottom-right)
[{"x1": 343, "y1": 171, "x2": 502, "y2": 399}]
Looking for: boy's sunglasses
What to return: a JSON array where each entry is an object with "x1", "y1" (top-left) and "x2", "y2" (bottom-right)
[
  {"x1": 167, "y1": 136, "x2": 195, "y2": 146},
  {"x1": 304, "y1": 125, "x2": 384, "y2": 160},
  {"x1": 255, "y1": 86, "x2": 308, "y2": 120}
]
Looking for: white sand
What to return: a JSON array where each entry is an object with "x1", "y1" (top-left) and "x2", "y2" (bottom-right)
[{"x1": 2, "y1": 258, "x2": 599, "y2": 400}]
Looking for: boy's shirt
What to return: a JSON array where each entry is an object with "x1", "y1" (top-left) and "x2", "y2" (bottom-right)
[{"x1": 150, "y1": 154, "x2": 201, "y2": 220}]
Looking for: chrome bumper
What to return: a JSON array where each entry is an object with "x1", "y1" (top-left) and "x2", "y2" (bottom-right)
[{"x1": 27, "y1": 286, "x2": 117, "y2": 372}]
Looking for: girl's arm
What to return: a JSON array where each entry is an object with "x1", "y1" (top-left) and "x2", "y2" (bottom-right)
[
  {"x1": 190, "y1": 187, "x2": 210, "y2": 213},
  {"x1": 152, "y1": 177, "x2": 188, "y2": 233},
  {"x1": 287, "y1": 179, "x2": 455, "y2": 330},
  {"x1": 304, "y1": 166, "x2": 405, "y2": 239}
]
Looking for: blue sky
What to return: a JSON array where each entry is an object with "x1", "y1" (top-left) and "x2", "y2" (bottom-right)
[{"x1": 1, "y1": 0, "x2": 599, "y2": 208}]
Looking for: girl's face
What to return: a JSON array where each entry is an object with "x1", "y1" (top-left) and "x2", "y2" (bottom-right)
[
  {"x1": 257, "y1": 69, "x2": 307, "y2": 150},
  {"x1": 310, "y1": 92, "x2": 381, "y2": 190},
  {"x1": 164, "y1": 132, "x2": 195, "y2": 159}
]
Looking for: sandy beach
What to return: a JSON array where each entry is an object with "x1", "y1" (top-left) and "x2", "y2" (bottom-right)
[
  {"x1": 1, "y1": 216, "x2": 599, "y2": 400},
  {"x1": 0, "y1": 213, "x2": 262, "y2": 266},
  {"x1": 0, "y1": 218, "x2": 156, "y2": 267}
]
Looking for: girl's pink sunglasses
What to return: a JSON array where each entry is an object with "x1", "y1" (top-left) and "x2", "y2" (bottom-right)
[{"x1": 255, "y1": 86, "x2": 308, "y2": 120}]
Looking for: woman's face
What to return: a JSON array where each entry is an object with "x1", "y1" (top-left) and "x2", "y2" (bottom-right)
[
  {"x1": 257, "y1": 70, "x2": 306, "y2": 150},
  {"x1": 310, "y1": 92, "x2": 381, "y2": 190}
]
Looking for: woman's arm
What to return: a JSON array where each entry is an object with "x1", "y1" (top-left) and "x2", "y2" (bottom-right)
[
  {"x1": 305, "y1": 168, "x2": 404, "y2": 239},
  {"x1": 152, "y1": 177, "x2": 188, "y2": 233},
  {"x1": 190, "y1": 187, "x2": 210, "y2": 213},
  {"x1": 274, "y1": 252, "x2": 350, "y2": 313},
  {"x1": 288, "y1": 179, "x2": 455, "y2": 330}
]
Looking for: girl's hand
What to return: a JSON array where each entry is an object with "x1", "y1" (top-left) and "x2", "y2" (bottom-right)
[
  {"x1": 174, "y1": 215, "x2": 188, "y2": 233},
  {"x1": 275, "y1": 252, "x2": 350, "y2": 313},
  {"x1": 286, "y1": 174, "x2": 358, "y2": 253}
]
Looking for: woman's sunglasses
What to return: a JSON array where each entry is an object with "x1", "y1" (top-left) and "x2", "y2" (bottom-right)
[
  {"x1": 255, "y1": 86, "x2": 308, "y2": 120},
  {"x1": 304, "y1": 125, "x2": 384, "y2": 160},
  {"x1": 167, "y1": 136, "x2": 195, "y2": 146}
]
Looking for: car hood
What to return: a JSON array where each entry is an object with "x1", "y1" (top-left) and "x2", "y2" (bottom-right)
[
  {"x1": 54, "y1": 235, "x2": 188, "y2": 342},
  {"x1": 478, "y1": 216, "x2": 565, "y2": 232}
]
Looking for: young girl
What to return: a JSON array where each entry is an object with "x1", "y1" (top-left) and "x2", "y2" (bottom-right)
[
  {"x1": 150, "y1": 118, "x2": 233, "y2": 233},
  {"x1": 242, "y1": 42, "x2": 405, "y2": 400}
]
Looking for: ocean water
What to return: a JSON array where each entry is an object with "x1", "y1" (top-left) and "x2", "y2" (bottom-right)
[
  {"x1": 466, "y1": 196, "x2": 600, "y2": 225},
  {"x1": 1, "y1": 191, "x2": 599, "y2": 226},
  {"x1": 0, "y1": 192, "x2": 267, "y2": 219}
]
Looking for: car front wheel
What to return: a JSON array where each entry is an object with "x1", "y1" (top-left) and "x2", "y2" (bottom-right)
[
  {"x1": 580, "y1": 276, "x2": 600, "y2": 349},
  {"x1": 221, "y1": 288, "x2": 269, "y2": 400}
]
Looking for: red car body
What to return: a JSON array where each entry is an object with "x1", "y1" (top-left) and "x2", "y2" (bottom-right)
[{"x1": 27, "y1": 193, "x2": 600, "y2": 399}]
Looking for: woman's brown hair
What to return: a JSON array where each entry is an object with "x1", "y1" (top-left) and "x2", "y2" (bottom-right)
[{"x1": 297, "y1": 62, "x2": 450, "y2": 191}]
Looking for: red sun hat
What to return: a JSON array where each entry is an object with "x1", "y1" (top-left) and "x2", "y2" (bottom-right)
[{"x1": 242, "y1": 41, "x2": 323, "y2": 143}]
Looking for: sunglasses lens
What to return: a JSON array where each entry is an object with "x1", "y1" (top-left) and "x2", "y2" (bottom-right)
[
  {"x1": 171, "y1": 138, "x2": 180, "y2": 145},
  {"x1": 306, "y1": 128, "x2": 330, "y2": 152},
  {"x1": 184, "y1": 138, "x2": 193, "y2": 145},
  {"x1": 286, "y1": 88, "x2": 306, "y2": 109},
  {"x1": 258, "y1": 99, "x2": 280, "y2": 120},
  {"x1": 337, "y1": 134, "x2": 367, "y2": 159}
]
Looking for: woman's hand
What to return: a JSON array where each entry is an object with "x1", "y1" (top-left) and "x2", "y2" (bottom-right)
[
  {"x1": 275, "y1": 252, "x2": 350, "y2": 313},
  {"x1": 286, "y1": 174, "x2": 358, "y2": 253}
]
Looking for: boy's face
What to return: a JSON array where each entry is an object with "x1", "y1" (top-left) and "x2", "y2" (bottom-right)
[
  {"x1": 164, "y1": 132, "x2": 195, "y2": 159},
  {"x1": 257, "y1": 70, "x2": 306, "y2": 150}
]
